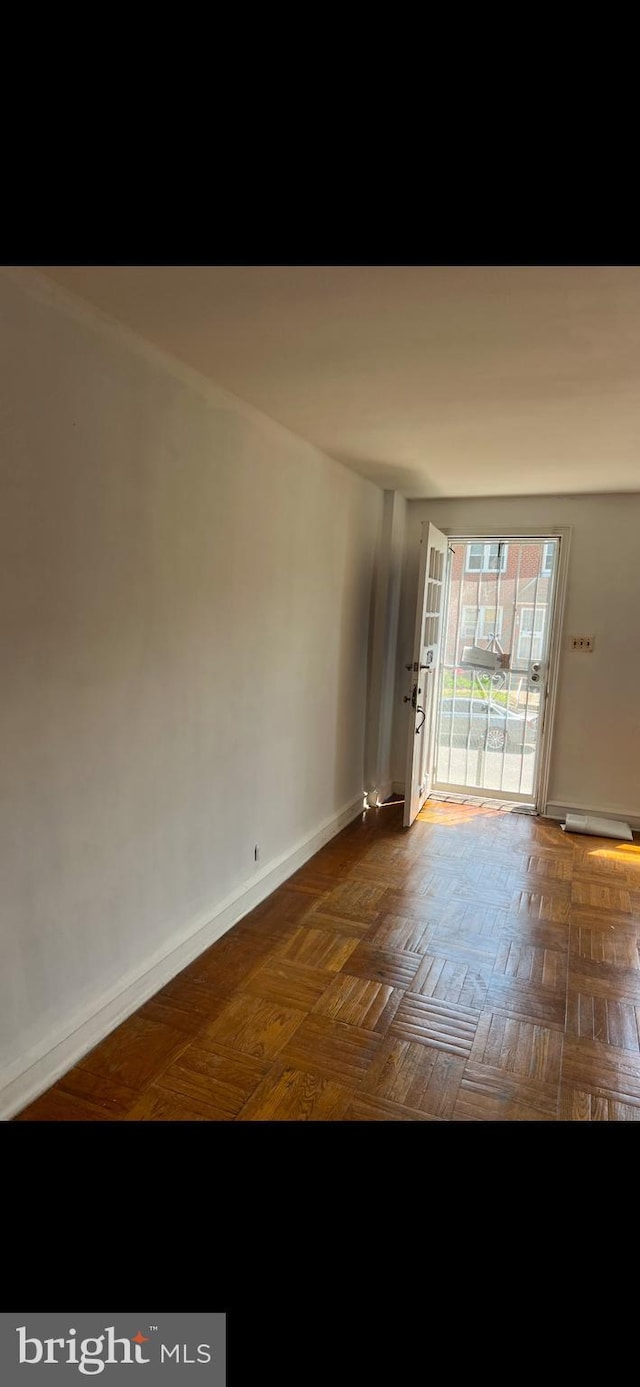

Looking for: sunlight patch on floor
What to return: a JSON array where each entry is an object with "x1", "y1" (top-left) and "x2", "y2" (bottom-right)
[{"x1": 588, "y1": 844, "x2": 640, "y2": 864}]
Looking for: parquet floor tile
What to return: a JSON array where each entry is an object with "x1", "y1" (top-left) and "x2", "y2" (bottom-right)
[
  {"x1": 571, "y1": 881, "x2": 633, "y2": 914},
  {"x1": 428, "y1": 900, "x2": 509, "y2": 942},
  {"x1": 313, "y1": 880, "x2": 387, "y2": 924},
  {"x1": 145, "y1": 1042, "x2": 269, "y2": 1117},
  {"x1": 426, "y1": 930, "x2": 501, "y2": 966},
  {"x1": 469, "y1": 1011, "x2": 563, "y2": 1084},
  {"x1": 16, "y1": 801, "x2": 640, "y2": 1121},
  {"x1": 54, "y1": 1069, "x2": 140, "y2": 1114},
  {"x1": 77, "y1": 1016, "x2": 192, "y2": 1090},
  {"x1": 523, "y1": 853, "x2": 574, "y2": 881},
  {"x1": 571, "y1": 847, "x2": 640, "y2": 886},
  {"x1": 499, "y1": 914, "x2": 570, "y2": 952},
  {"x1": 347, "y1": 859, "x2": 433, "y2": 891},
  {"x1": 509, "y1": 889, "x2": 571, "y2": 924},
  {"x1": 390, "y1": 994, "x2": 480, "y2": 1057},
  {"x1": 362, "y1": 1037, "x2": 465, "y2": 1117},
  {"x1": 197, "y1": 995, "x2": 306, "y2": 1061},
  {"x1": 284, "y1": 866, "x2": 340, "y2": 898},
  {"x1": 312, "y1": 973, "x2": 400, "y2": 1032},
  {"x1": 485, "y1": 975, "x2": 567, "y2": 1029},
  {"x1": 365, "y1": 913, "x2": 435, "y2": 954},
  {"x1": 123, "y1": 1088, "x2": 235, "y2": 1121},
  {"x1": 190, "y1": 936, "x2": 273, "y2": 991},
  {"x1": 377, "y1": 887, "x2": 440, "y2": 920},
  {"x1": 448, "y1": 880, "x2": 518, "y2": 910},
  {"x1": 561, "y1": 1035, "x2": 640, "y2": 1105},
  {"x1": 558, "y1": 1086, "x2": 640, "y2": 1120},
  {"x1": 236, "y1": 1066, "x2": 350, "y2": 1121},
  {"x1": 151, "y1": 973, "x2": 234, "y2": 1009},
  {"x1": 237, "y1": 957, "x2": 335, "y2": 1010},
  {"x1": 137, "y1": 990, "x2": 231, "y2": 1036},
  {"x1": 341, "y1": 1094, "x2": 441, "y2": 1121},
  {"x1": 454, "y1": 1064, "x2": 559, "y2": 1121},
  {"x1": 15, "y1": 1090, "x2": 119, "y2": 1121},
  {"x1": 299, "y1": 910, "x2": 375, "y2": 939},
  {"x1": 277, "y1": 1015, "x2": 383, "y2": 1088},
  {"x1": 492, "y1": 938, "x2": 567, "y2": 989},
  {"x1": 409, "y1": 952, "x2": 493, "y2": 1009},
  {"x1": 570, "y1": 923, "x2": 640, "y2": 966},
  {"x1": 15, "y1": 1071, "x2": 138, "y2": 1121},
  {"x1": 568, "y1": 957, "x2": 640, "y2": 1002},
  {"x1": 565, "y1": 991, "x2": 640, "y2": 1048},
  {"x1": 341, "y1": 941, "x2": 422, "y2": 990},
  {"x1": 275, "y1": 925, "x2": 359, "y2": 971}
]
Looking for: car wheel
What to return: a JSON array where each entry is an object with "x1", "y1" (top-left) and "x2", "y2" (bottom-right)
[{"x1": 486, "y1": 727, "x2": 506, "y2": 751}]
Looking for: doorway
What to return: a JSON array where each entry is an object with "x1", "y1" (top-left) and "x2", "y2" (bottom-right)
[{"x1": 432, "y1": 535, "x2": 562, "y2": 805}]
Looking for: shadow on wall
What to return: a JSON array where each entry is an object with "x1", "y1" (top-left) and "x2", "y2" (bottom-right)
[
  {"x1": 331, "y1": 454, "x2": 445, "y2": 499},
  {"x1": 333, "y1": 494, "x2": 380, "y2": 815},
  {"x1": 391, "y1": 512, "x2": 423, "y2": 788}
]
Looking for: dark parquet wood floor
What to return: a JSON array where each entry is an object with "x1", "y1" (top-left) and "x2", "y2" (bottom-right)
[{"x1": 15, "y1": 801, "x2": 640, "y2": 1121}]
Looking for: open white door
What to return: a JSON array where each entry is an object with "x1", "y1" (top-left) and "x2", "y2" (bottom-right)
[{"x1": 403, "y1": 522, "x2": 448, "y2": 826}]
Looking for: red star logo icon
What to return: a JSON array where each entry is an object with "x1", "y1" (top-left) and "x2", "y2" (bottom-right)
[{"x1": 132, "y1": 1332, "x2": 150, "y2": 1344}]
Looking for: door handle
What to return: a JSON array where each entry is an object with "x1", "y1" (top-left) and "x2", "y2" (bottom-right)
[{"x1": 404, "y1": 683, "x2": 419, "y2": 710}]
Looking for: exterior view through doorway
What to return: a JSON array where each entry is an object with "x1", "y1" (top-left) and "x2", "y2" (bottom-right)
[{"x1": 403, "y1": 528, "x2": 566, "y2": 827}]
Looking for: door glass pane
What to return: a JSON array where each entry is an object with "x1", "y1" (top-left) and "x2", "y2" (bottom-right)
[
  {"x1": 517, "y1": 607, "x2": 546, "y2": 661},
  {"x1": 465, "y1": 542, "x2": 508, "y2": 572},
  {"x1": 434, "y1": 538, "x2": 557, "y2": 800}
]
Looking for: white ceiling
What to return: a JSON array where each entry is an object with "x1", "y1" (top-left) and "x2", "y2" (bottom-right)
[{"x1": 38, "y1": 265, "x2": 640, "y2": 497}]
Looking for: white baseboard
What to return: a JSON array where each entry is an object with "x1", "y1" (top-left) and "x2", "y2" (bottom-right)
[
  {"x1": 0, "y1": 794, "x2": 363, "y2": 1121},
  {"x1": 545, "y1": 801, "x2": 640, "y2": 831}
]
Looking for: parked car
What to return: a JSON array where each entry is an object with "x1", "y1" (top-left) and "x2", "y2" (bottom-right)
[{"x1": 436, "y1": 697, "x2": 538, "y2": 753}]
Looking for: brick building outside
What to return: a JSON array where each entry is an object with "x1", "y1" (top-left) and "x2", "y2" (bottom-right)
[{"x1": 443, "y1": 539, "x2": 555, "y2": 674}]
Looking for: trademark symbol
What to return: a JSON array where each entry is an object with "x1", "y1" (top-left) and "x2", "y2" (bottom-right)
[{"x1": 149, "y1": 1326, "x2": 158, "y2": 1332}]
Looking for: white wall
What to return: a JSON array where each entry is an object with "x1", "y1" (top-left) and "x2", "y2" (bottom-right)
[
  {"x1": 392, "y1": 495, "x2": 640, "y2": 819},
  {"x1": 363, "y1": 491, "x2": 406, "y2": 803},
  {"x1": 0, "y1": 269, "x2": 382, "y2": 1109}
]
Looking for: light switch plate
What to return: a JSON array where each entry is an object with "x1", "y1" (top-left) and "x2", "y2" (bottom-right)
[{"x1": 570, "y1": 635, "x2": 594, "y2": 651}]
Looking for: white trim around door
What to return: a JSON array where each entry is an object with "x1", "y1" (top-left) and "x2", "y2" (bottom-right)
[{"x1": 432, "y1": 526, "x2": 571, "y2": 816}]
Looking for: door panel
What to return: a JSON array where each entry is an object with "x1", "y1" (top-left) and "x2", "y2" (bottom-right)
[
  {"x1": 403, "y1": 523, "x2": 448, "y2": 826},
  {"x1": 433, "y1": 536, "x2": 560, "y2": 803}
]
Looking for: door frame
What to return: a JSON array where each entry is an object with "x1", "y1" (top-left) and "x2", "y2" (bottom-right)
[
  {"x1": 403, "y1": 521, "x2": 448, "y2": 826},
  {"x1": 431, "y1": 525, "x2": 571, "y2": 815}
]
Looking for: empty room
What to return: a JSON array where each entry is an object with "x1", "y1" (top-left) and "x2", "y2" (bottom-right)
[{"x1": 3, "y1": 264, "x2": 640, "y2": 1122}]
